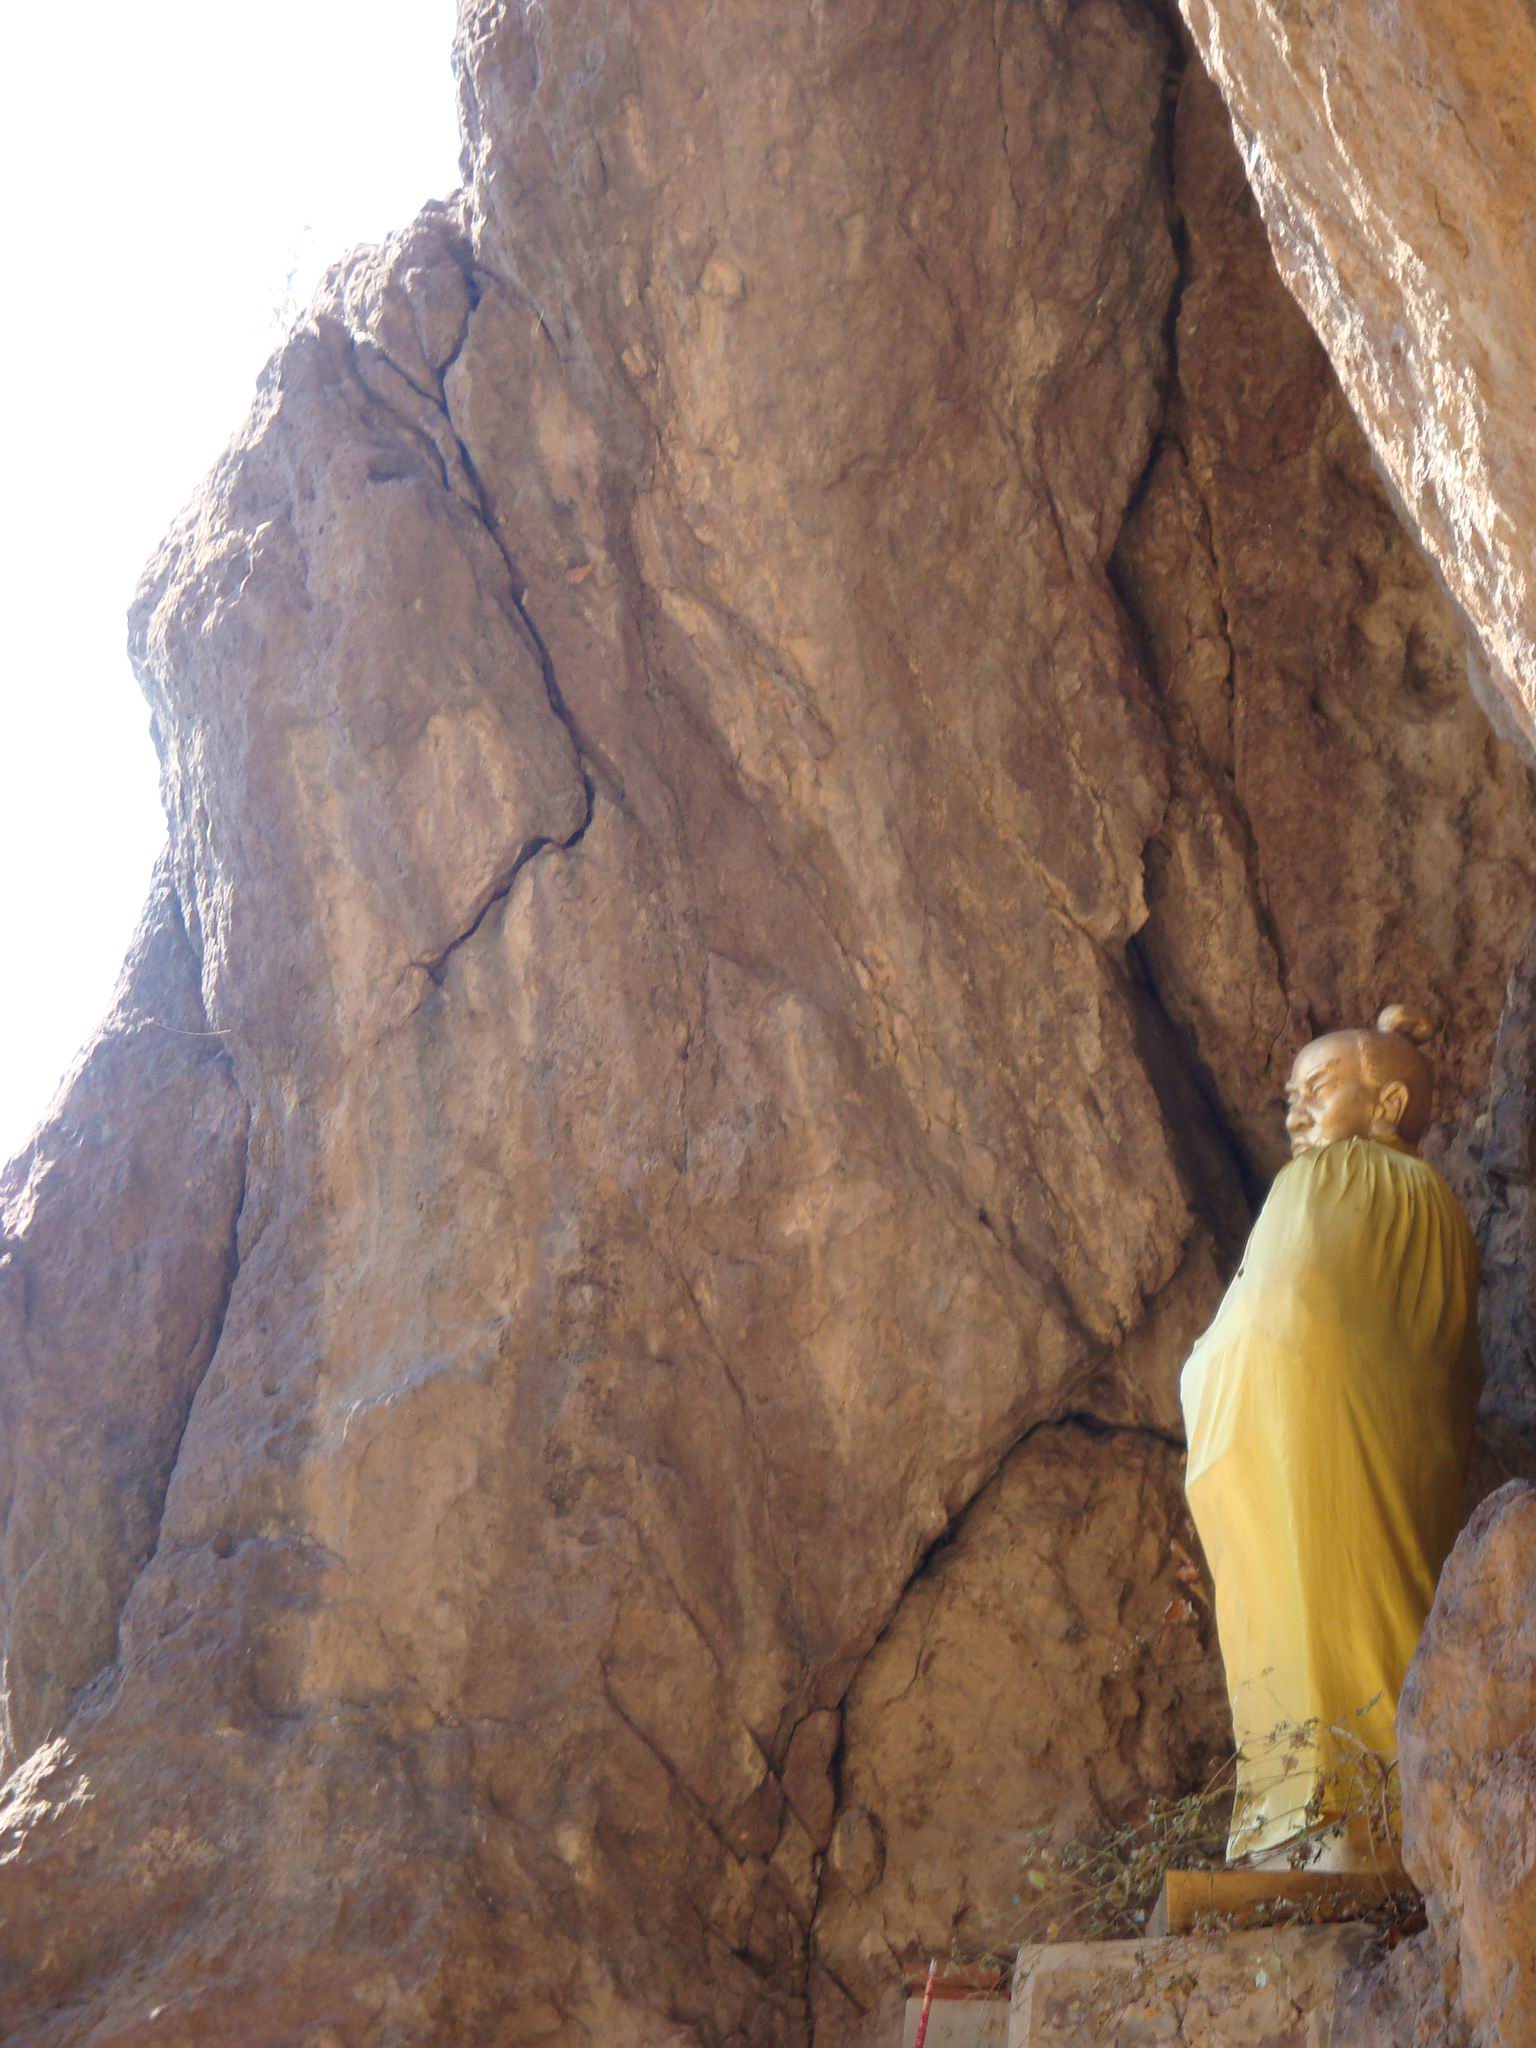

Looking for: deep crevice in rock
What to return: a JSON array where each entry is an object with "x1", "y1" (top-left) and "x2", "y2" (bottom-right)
[
  {"x1": 344, "y1": 258, "x2": 601, "y2": 989},
  {"x1": 1123, "y1": 935, "x2": 1262, "y2": 1232}
]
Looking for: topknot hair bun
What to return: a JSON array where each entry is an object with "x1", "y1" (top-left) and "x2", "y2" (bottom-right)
[{"x1": 1376, "y1": 1002, "x2": 1436, "y2": 1045}]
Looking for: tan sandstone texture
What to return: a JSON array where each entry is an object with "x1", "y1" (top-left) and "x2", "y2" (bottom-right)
[
  {"x1": 1179, "y1": 0, "x2": 1536, "y2": 747},
  {"x1": 1335, "y1": 1481, "x2": 1536, "y2": 2048},
  {"x1": 814, "y1": 1423, "x2": 1224, "y2": 2016},
  {"x1": 1013, "y1": 1925, "x2": 1373, "y2": 2047},
  {"x1": 0, "y1": 874, "x2": 247, "y2": 1760},
  {"x1": 0, "y1": 4, "x2": 1532, "y2": 2045}
]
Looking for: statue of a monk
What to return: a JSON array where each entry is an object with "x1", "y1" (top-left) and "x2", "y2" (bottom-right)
[{"x1": 1180, "y1": 1005, "x2": 1481, "y2": 1869}]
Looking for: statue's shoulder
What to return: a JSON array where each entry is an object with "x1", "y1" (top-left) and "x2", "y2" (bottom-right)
[
  {"x1": 1246, "y1": 1148, "x2": 1355, "y2": 1258},
  {"x1": 1266, "y1": 1139, "x2": 1364, "y2": 1196},
  {"x1": 1262, "y1": 1138, "x2": 1415, "y2": 1223},
  {"x1": 1384, "y1": 1144, "x2": 1480, "y2": 1249},
  {"x1": 1277, "y1": 1138, "x2": 1469, "y2": 1230}
]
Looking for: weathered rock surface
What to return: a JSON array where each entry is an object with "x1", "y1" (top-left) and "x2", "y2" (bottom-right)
[
  {"x1": 814, "y1": 1422, "x2": 1223, "y2": 2022},
  {"x1": 815, "y1": 65, "x2": 1536, "y2": 2033},
  {"x1": 1179, "y1": 0, "x2": 1536, "y2": 747},
  {"x1": 1463, "y1": 934, "x2": 1536, "y2": 1483},
  {"x1": 1334, "y1": 1481, "x2": 1536, "y2": 2047},
  {"x1": 0, "y1": 5, "x2": 1531, "y2": 2045},
  {"x1": 1119, "y1": 64, "x2": 1536, "y2": 1186},
  {"x1": 0, "y1": 873, "x2": 246, "y2": 1762}
]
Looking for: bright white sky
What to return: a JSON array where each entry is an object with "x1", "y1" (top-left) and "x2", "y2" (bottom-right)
[{"x1": 0, "y1": 2, "x2": 462, "y2": 1164}]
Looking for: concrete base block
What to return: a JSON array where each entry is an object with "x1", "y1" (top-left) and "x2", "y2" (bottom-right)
[
  {"x1": 1009, "y1": 1923, "x2": 1374, "y2": 2045},
  {"x1": 901, "y1": 1992, "x2": 1009, "y2": 2046}
]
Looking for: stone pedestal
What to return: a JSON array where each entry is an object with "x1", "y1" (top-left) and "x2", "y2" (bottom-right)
[
  {"x1": 1009, "y1": 1924, "x2": 1373, "y2": 2045},
  {"x1": 900, "y1": 1993, "x2": 1008, "y2": 2046},
  {"x1": 900, "y1": 1968, "x2": 1010, "y2": 2046}
]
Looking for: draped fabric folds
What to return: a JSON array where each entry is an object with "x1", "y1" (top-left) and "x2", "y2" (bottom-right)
[{"x1": 1181, "y1": 1138, "x2": 1481, "y2": 1859}]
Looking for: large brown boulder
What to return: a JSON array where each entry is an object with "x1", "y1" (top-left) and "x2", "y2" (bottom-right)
[{"x1": 1336, "y1": 1481, "x2": 1536, "y2": 2046}]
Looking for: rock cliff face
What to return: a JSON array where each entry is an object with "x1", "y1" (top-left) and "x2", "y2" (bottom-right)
[
  {"x1": 0, "y1": 877, "x2": 247, "y2": 1762},
  {"x1": 0, "y1": 5, "x2": 1532, "y2": 2044},
  {"x1": 1180, "y1": 0, "x2": 1536, "y2": 749}
]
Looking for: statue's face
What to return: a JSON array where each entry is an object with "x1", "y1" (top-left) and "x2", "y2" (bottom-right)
[{"x1": 1283, "y1": 1035, "x2": 1382, "y2": 1157}]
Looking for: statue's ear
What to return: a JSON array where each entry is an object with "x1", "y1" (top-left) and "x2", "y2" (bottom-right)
[{"x1": 1375, "y1": 1079, "x2": 1410, "y2": 1132}]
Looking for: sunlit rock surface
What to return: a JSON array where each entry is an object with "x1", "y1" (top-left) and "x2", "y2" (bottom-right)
[
  {"x1": 0, "y1": 875, "x2": 246, "y2": 1764},
  {"x1": 1180, "y1": 0, "x2": 1536, "y2": 747},
  {"x1": 0, "y1": 5, "x2": 1531, "y2": 2043}
]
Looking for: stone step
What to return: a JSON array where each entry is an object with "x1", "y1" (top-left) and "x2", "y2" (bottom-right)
[
  {"x1": 900, "y1": 1966, "x2": 1010, "y2": 2048},
  {"x1": 899, "y1": 1993, "x2": 1008, "y2": 2048},
  {"x1": 1009, "y1": 1924, "x2": 1374, "y2": 2045}
]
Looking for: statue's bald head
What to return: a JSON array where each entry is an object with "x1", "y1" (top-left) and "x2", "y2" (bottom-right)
[
  {"x1": 1285, "y1": 1004, "x2": 1436, "y2": 1158},
  {"x1": 1357, "y1": 1004, "x2": 1436, "y2": 1144}
]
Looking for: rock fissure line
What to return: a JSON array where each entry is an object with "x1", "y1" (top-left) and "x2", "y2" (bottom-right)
[
  {"x1": 1147, "y1": 66, "x2": 1317, "y2": 1068},
  {"x1": 424, "y1": 507, "x2": 597, "y2": 974},
  {"x1": 414, "y1": 817, "x2": 593, "y2": 985},
  {"x1": 801, "y1": 1709, "x2": 851, "y2": 2016},
  {"x1": 806, "y1": 1409, "x2": 1212, "y2": 2015},
  {"x1": 1123, "y1": 937, "x2": 1263, "y2": 1225},
  {"x1": 1103, "y1": 51, "x2": 1303, "y2": 1202},
  {"x1": 438, "y1": 308, "x2": 599, "y2": 805},
  {"x1": 343, "y1": 287, "x2": 600, "y2": 990},
  {"x1": 1139, "y1": 424, "x2": 1313, "y2": 1065},
  {"x1": 826, "y1": 1403, "x2": 1189, "y2": 1725},
  {"x1": 1038, "y1": 1407, "x2": 1186, "y2": 1451},
  {"x1": 597, "y1": 1659, "x2": 754, "y2": 1872}
]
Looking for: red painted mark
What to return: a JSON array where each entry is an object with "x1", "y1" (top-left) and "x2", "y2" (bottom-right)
[{"x1": 912, "y1": 1958, "x2": 938, "y2": 2048}]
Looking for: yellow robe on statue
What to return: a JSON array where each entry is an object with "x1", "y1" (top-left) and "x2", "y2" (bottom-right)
[{"x1": 1180, "y1": 1137, "x2": 1481, "y2": 1859}]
